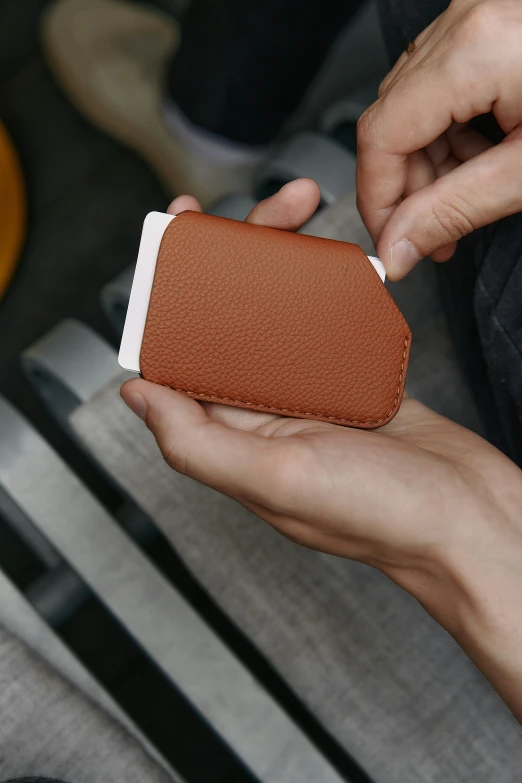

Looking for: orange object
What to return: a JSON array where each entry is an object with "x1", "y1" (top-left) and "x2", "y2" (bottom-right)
[
  {"x1": 140, "y1": 212, "x2": 411, "y2": 429},
  {"x1": 0, "y1": 123, "x2": 25, "y2": 299}
]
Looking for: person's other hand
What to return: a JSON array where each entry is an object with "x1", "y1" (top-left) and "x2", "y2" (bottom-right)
[
  {"x1": 121, "y1": 181, "x2": 522, "y2": 717},
  {"x1": 357, "y1": 0, "x2": 522, "y2": 279}
]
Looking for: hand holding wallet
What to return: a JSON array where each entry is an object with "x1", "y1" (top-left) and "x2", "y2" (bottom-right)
[{"x1": 120, "y1": 211, "x2": 411, "y2": 429}]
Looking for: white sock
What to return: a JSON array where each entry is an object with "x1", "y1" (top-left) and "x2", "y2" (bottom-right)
[{"x1": 163, "y1": 100, "x2": 268, "y2": 166}]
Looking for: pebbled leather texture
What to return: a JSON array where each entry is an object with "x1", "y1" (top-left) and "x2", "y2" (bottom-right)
[{"x1": 140, "y1": 211, "x2": 411, "y2": 429}]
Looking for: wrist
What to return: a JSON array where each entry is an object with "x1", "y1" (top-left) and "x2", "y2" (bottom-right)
[
  {"x1": 449, "y1": 541, "x2": 522, "y2": 713},
  {"x1": 417, "y1": 503, "x2": 522, "y2": 717}
]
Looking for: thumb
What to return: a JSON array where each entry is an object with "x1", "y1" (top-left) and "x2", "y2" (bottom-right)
[
  {"x1": 120, "y1": 378, "x2": 281, "y2": 504},
  {"x1": 246, "y1": 178, "x2": 321, "y2": 231},
  {"x1": 377, "y1": 135, "x2": 522, "y2": 279}
]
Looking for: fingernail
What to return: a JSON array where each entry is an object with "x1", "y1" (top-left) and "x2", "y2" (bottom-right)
[
  {"x1": 123, "y1": 391, "x2": 148, "y2": 421},
  {"x1": 389, "y1": 239, "x2": 421, "y2": 278}
]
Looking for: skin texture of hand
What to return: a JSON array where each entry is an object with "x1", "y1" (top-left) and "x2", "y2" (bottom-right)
[
  {"x1": 122, "y1": 180, "x2": 522, "y2": 719},
  {"x1": 357, "y1": 0, "x2": 522, "y2": 278}
]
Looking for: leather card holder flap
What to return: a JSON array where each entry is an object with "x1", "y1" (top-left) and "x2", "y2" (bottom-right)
[{"x1": 140, "y1": 211, "x2": 411, "y2": 428}]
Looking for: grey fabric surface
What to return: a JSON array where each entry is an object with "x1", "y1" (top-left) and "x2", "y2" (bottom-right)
[
  {"x1": 71, "y1": 388, "x2": 522, "y2": 783},
  {"x1": 0, "y1": 623, "x2": 175, "y2": 783},
  {"x1": 0, "y1": 569, "x2": 174, "y2": 778}
]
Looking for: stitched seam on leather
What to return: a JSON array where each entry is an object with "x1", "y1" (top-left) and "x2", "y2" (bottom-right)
[{"x1": 167, "y1": 335, "x2": 410, "y2": 426}]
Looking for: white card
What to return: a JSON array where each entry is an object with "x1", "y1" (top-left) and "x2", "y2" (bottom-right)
[
  {"x1": 119, "y1": 212, "x2": 176, "y2": 372},
  {"x1": 118, "y1": 212, "x2": 386, "y2": 374}
]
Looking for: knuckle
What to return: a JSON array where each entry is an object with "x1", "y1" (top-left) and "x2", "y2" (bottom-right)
[
  {"x1": 143, "y1": 405, "x2": 189, "y2": 476},
  {"x1": 355, "y1": 190, "x2": 371, "y2": 223},
  {"x1": 356, "y1": 103, "x2": 379, "y2": 150},
  {"x1": 458, "y1": 2, "x2": 504, "y2": 43},
  {"x1": 377, "y1": 73, "x2": 394, "y2": 99},
  {"x1": 151, "y1": 428, "x2": 189, "y2": 475},
  {"x1": 431, "y1": 192, "x2": 476, "y2": 240}
]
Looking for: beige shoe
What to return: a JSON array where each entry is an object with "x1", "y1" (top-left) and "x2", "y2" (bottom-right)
[{"x1": 41, "y1": 0, "x2": 261, "y2": 206}]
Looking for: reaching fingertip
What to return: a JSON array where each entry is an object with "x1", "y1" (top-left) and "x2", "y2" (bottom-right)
[
  {"x1": 247, "y1": 178, "x2": 321, "y2": 230},
  {"x1": 167, "y1": 195, "x2": 203, "y2": 216},
  {"x1": 279, "y1": 178, "x2": 321, "y2": 201}
]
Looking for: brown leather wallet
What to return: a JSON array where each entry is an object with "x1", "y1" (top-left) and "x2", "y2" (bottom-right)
[{"x1": 140, "y1": 211, "x2": 411, "y2": 429}]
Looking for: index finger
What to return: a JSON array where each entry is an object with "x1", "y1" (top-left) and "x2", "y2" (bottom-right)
[{"x1": 356, "y1": 27, "x2": 498, "y2": 244}]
